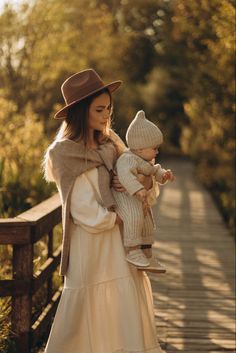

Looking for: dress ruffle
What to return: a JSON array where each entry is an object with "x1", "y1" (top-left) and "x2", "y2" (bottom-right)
[{"x1": 46, "y1": 272, "x2": 163, "y2": 353}]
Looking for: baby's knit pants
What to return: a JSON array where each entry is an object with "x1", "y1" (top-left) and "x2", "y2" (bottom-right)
[{"x1": 112, "y1": 189, "x2": 155, "y2": 247}]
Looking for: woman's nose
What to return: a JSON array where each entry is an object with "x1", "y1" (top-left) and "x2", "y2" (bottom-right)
[{"x1": 103, "y1": 112, "x2": 110, "y2": 119}]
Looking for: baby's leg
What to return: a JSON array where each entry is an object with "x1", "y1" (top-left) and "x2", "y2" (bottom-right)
[
  {"x1": 112, "y1": 190, "x2": 149, "y2": 266},
  {"x1": 141, "y1": 210, "x2": 156, "y2": 250},
  {"x1": 141, "y1": 209, "x2": 166, "y2": 271},
  {"x1": 112, "y1": 190, "x2": 144, "y2": 247},
  {"x1": 121, "y1": 200, "x2": 152, "y2": 266},
  {"x1": 141, "y1": 244, "x2": 152, "y2": 258},
  {"x1": 122, "y1": 196, "x2": 144, "y2": 248}
]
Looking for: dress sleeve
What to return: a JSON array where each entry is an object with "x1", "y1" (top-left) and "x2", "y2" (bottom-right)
[{"x1": 70, "y1": 173, "x2": 117, "y2": 233}]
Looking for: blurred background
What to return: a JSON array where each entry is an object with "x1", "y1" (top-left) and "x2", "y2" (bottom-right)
[
  {"x1": 0, "y1": 0, "x2": 235, "y2": 351},
  {"x1": 0, "y1": 0, "x2": 234, "y2": 230}
]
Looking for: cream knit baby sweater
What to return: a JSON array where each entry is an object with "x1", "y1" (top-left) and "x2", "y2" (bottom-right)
[
  {"x1": 112, "y1": 149, "x2": 166, "y2": 247},
  {"x1": 116, "y1": 149, "x2": 166, "y2": 196}
]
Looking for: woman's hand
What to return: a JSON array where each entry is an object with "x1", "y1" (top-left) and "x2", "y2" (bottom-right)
[
  {"x1": 111, "y1": 173, "x2": 153, "y2": 193},
  {"x1": 115, "y1": 214, "x2": 123, "y2": 225},
  {"x1": 111, "y1": 174, "x2": 126, "y2": 192}
]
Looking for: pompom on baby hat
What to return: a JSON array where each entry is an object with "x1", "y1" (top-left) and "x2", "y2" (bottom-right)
[{"x1": 126, "y1": 110, "x2": 163, "y2": 149}]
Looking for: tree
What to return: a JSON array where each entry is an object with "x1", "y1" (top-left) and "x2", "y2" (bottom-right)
[{"x1": 172, "y1": 0, "x2": 235, "y2": 230}]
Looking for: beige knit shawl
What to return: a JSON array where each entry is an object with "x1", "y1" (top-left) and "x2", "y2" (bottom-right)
[{"x1": 47, "y1": 138, "x2": 118, "y2": 275}]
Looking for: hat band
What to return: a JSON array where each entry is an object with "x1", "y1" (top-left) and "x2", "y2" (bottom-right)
[{"x1": 65, "y1": 80, "x2": 105, "y2": 104}]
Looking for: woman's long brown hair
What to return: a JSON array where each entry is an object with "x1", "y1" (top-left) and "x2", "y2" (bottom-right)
[{"x1": 58, "y1": 88, "x2": 112, "y2": 145}]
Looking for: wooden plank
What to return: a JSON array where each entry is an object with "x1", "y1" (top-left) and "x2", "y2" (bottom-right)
[
  {"x1": 12, "y1": 243, "x2": 33, "y2": 353},
  {"x1": 31, "y1": 206, "x2": 61, "y2": 244},
  {"x1": 166, "y1": 337, "x2": 235, "y2": 349},
  {"x1": 167, "y1": 331, "x2": 235, "y2": 339},
  {"x1": 31, "y1": 288, "x2": 62, "y2": 347},
  {"x1": 32, "y1": 247, "x2": 61, "y2": 294},
  {"x1": 18, "y1": 194, "x2": 61, "y2": 223},
  {"x1": 17, "y1": 194, "x2": 61, "y2": 244},
  {"x1": 0, "y1": 220, "x2": 31, "y2": 244},
  {"x1": 0, "y1": 194, "x2": 61, "y2": 245},
  {"x1": 157, "y1": 319, "x2": 235, "y2": 330}
]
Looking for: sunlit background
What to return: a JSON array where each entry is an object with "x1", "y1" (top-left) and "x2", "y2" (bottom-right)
[
  {"x1": 0, "y1": 0, "x2": 234, "y2": 229},
  {"x1": 0, "y1": 0, "x2": 22, "y2": 11},
  {"x1": 0, "y1": 0, "x2": 235, "y2": 351}
]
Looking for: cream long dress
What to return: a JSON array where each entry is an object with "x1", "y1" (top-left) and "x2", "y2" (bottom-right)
[{"x1": 45, "y1": 167, "x2": 163, "y2": 353}]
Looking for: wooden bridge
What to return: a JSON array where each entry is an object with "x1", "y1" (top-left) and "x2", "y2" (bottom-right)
[
  {"x1": 0, "y1": 157, "x2": 235, "y2": 353},
  {"x1": 152, "y1": 158, "x2": 235, "y2": 352}
]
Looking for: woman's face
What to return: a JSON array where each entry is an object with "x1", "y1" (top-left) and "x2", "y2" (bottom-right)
[{"x1": 88, "y1": 92, "x2": 112, "y2": 132}]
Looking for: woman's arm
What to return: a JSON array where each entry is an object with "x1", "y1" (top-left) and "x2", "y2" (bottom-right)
[
  {"x1": 112, "y1": 173, "x2": 153, "y2": 192},
  {"x1": 70, "y1": 173, "x2": 118, "y2": 233}
]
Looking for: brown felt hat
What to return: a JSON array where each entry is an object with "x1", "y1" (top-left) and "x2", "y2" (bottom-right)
[{"x1": 54, "y1": 69, "x2": 122, "y2": 119}]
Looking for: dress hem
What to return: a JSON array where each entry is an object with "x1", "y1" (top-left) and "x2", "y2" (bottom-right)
[{"x1": 59, "y1": 346, "x2": 164, "y2": 353}]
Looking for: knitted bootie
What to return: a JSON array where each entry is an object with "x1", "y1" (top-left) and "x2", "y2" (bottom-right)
[
  {"x1": 138, "y1": 256, "x2": 167, "y2": 274},
  {"x1": 142, "y1": 247, "x2": 152, "y2": 258},
  {"x1": 126, "y1": 249, "x2": 150, "y2": 267}
]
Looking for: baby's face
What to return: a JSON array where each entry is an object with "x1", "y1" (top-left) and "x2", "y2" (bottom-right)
[{"x1": 135, "y1": 145, "x2": 160, "y2": 161}]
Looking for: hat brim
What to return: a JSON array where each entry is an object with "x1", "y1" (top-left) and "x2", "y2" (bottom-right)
[{"x1": 54, "y1": 80, "x2": 122, "y2": 119}]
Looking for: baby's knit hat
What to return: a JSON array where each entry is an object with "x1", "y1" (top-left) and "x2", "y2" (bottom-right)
[{"x1": 126, "y1": 110, "x2": 163, "y2": 149}]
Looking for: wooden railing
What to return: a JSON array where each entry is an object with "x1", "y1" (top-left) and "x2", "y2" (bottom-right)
[{"x1": 0, "y1": 194, "x2": 62, "y2": 353}]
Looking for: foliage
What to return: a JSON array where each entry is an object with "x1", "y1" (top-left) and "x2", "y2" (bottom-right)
[
  {"x1": 0, "y1": 0, "x2": 161, "y2": 216},
  {"x1": 0, "y1": 298, "x2": 15, "y2": 353},
  {"x1": 0, "y1": 0, "x2": 234, "y2": 222},
  {"x1": 0, "y1": 95, "x2": 55, "y2": 216},
  {"x1": 171, "y1": 0, "x2": 235, "y2": 231}
]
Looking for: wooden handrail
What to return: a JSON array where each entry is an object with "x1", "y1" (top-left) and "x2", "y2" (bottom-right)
[{"x1": 0, "y1": 193, "x2": 63, "y2": 353}]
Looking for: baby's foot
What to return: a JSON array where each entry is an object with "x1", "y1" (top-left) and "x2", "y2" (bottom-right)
[
  {"x1": 126, "y1": 249, "x2": 150, "y2": 267},
  {"x1": 142, "y1": 247, "x2": 152, "y2": 258},
  {"x1": 138, "y1": 256, "x2": 167, "y2": 273}
]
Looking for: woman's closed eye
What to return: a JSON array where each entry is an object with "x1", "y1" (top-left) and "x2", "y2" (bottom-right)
[{"x1": 96, "y1": 105, "x2": 112, "y2": 113}]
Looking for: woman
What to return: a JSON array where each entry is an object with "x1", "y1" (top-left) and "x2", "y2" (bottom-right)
[{"x1": 43, "y1": 69, "x2": 163, "y2": 353}]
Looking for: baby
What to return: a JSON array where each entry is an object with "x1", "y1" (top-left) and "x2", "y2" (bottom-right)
[{"x1": 112, "y1": 110, "x2": 174, "y2": 267}]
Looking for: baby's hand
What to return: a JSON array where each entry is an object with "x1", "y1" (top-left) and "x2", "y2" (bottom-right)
[
  {"x1": 115, "y1": 214, "x2": 123, "y2": 225},
  {"x1": 162, "y1": 169, "x2": 175, "y2": 183},
  {"x1": 135, "y1": 188, "x2": 148, "y2": 203},
  {"x1": 135, "y1": 189, "x2": 149, "y2": 217}
]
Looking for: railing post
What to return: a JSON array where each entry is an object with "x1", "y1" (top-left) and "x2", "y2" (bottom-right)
[
  {"x1": 12, "y1": 242, "x2": 33, "y2": 353},
  {"x1": 47, "y1": 229, "x2": 53, "y2": 303}
]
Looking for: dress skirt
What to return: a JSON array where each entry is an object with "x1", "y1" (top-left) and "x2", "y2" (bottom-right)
[{"x1": 45, "y1": 168, "x2": 163, "y2": 353}]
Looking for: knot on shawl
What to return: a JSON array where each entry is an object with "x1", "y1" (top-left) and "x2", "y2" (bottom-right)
[{"x1": 48, "y1": 139, "x2": 117, "y2": 209}]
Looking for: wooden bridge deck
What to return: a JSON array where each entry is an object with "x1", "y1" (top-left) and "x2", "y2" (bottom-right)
[{"x1": 151, "y1": 158, "x2": 235, "y2": 353}]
